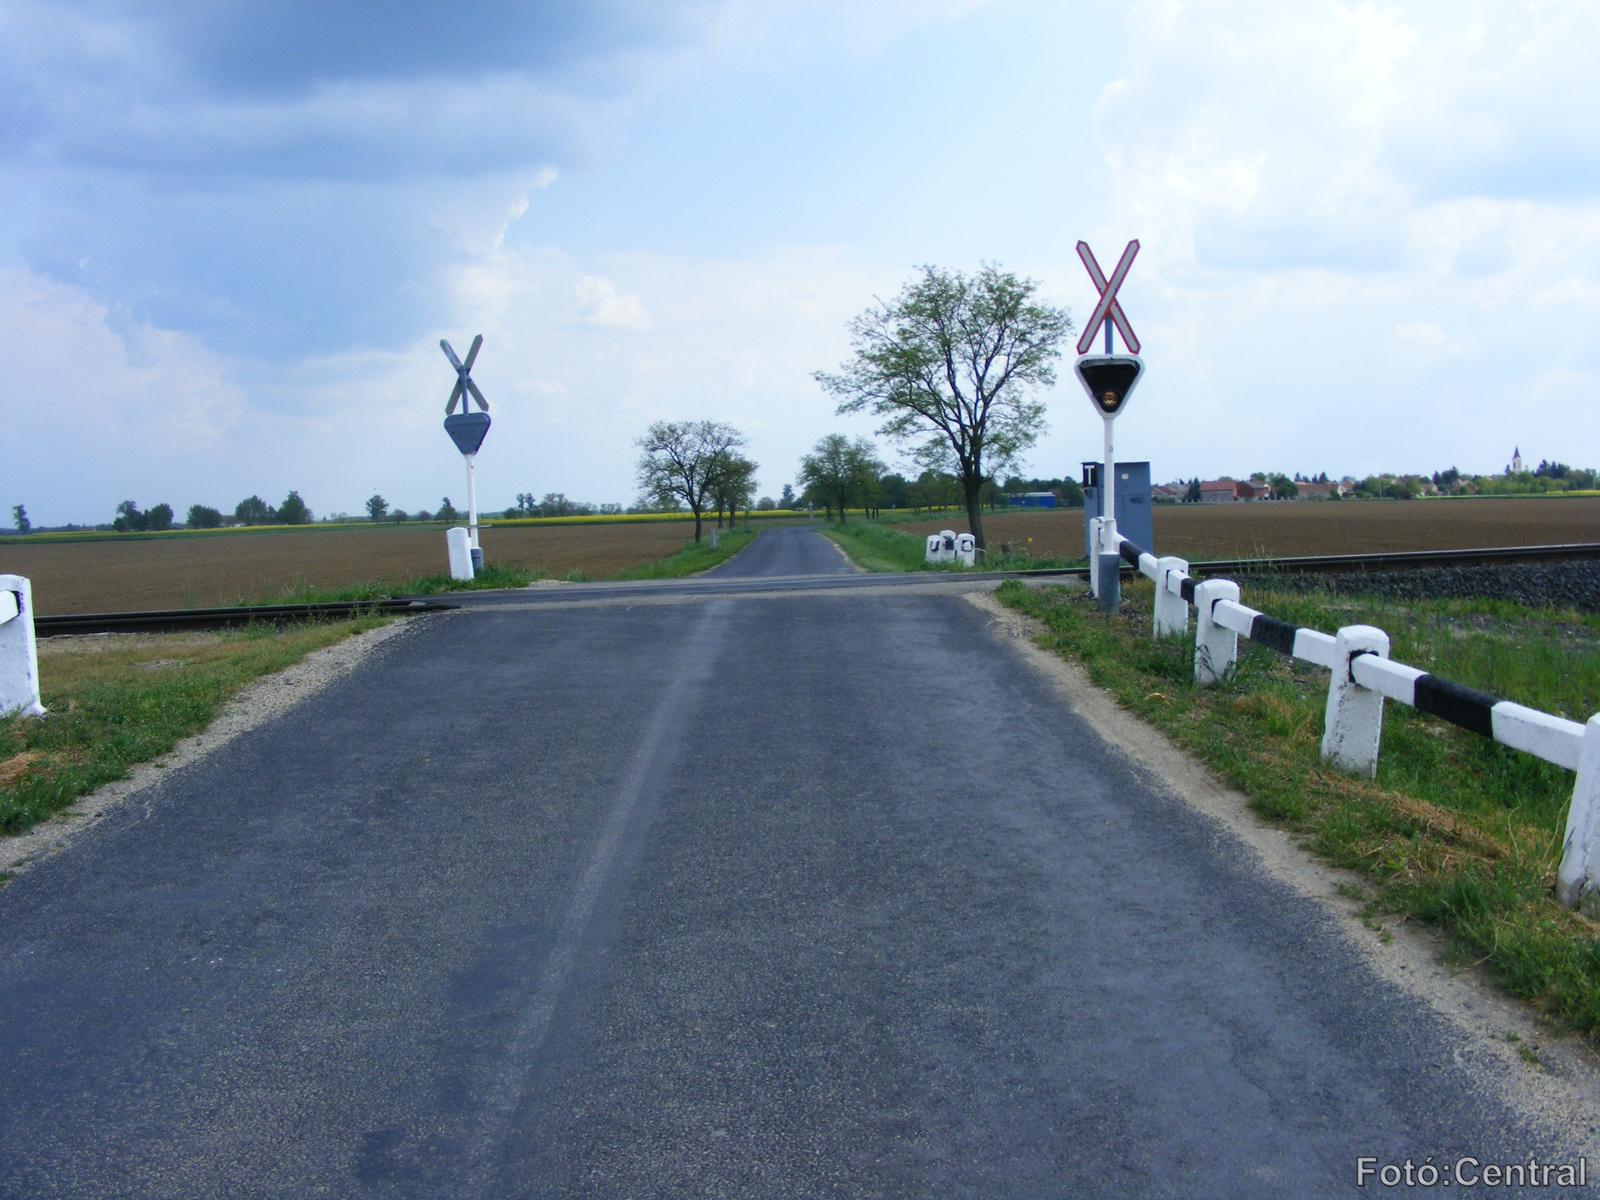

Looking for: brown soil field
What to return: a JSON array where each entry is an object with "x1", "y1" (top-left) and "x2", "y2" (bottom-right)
[
  {"x1": 888, "y1": 496, "x2": 1600, "y2": 563},
  {"x1": 0, "y1": 522, "x2": 713, "y2": 614}
]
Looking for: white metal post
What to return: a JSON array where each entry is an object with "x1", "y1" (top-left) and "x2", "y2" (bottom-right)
[
  {"x1": 465, "y1": 453, "x2": 479, "y2": 549},
  {"x1": 1101, "y1": 415, "x2": 1117, "y2": 554}
]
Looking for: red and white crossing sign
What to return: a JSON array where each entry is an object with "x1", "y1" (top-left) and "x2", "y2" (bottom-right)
[{"x1": 1075, "y1": 239, "x2": 1141, "y2": 356}]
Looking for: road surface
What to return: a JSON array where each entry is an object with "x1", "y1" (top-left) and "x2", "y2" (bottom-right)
[{"x1": 0, "y1": 527, "x2": 1582, "y2": 1197}]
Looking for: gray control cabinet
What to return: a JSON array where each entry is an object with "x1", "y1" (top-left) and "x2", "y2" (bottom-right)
[{"x1": 1081, "y1": 461, "x2": 1153, "y2": 560}]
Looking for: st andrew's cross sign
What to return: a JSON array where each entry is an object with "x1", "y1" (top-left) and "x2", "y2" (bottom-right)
[{"x1": 1075, "y1": 239, "x2": 1141, "y2": 356}]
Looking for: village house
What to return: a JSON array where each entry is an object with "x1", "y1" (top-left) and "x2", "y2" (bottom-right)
[{"x1": 1198, "y1": 479, "x2": 1264, "y2": 503}]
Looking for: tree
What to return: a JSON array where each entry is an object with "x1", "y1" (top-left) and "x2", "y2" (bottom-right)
[
  {"x1": 707, "y1": 452, "x2": 758, "y2": 528},
  {"x1": 779, "y1": 483, "x2": 796, "y2": 509},
  {"x1": 187, "y1": 504, "x2": 223, "y2": 528},
  {"x1": 145, "y1": 503, "x2": 174, "y2": 531},
  {"x1": 1185, "y1": 478, "x2": 1202, "y2": 503},
  {"x1": 816, "y1": 264, "x2": 1072, "y2": 549},
  {"x1": 850, "y1": 441, "x2": 887, "y2": 517},
  {"x1": 277, "y1": 491, "x2": 312, "y2": 524},
  {"x1": 365, "y1": 494, "x2": 389, "y2": 523},
  {"x1": 237, "y1": 495, "x2": 276, "y2": 525},
  {"x1": 437, "y1": 497, "x2": 461, "y2": 523},
  {"x1": 113, "y1": 501, "x2": 146, "y2": 532},
  {"x1": 635, "y1": 420, "x2": 746, "y2": 542},
  {"x1": 11, "y1": 505, "x2": 28, "y2": 534},
  {"x1": 797, "y1": 434, "x2": 879, "y2": 523}
]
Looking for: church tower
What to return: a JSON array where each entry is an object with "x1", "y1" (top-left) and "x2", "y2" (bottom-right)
[{"x1": 1512, "y1": 447, "x2": 1523, "y2": 473}]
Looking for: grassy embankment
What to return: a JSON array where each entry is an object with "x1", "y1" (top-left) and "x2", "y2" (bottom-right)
[
  {"x1": 0, "y1": 529, "x2": 758, "y2": 843},
  {"x1": 0, "y1": 615, "x2": 391, "y2": 840},
  {"x1": 823, "y1": 516, "x2": 1084, "y2": 573},
  {"x1": 997, "y1": 577, "x2": 1600, "y2": 1041}
]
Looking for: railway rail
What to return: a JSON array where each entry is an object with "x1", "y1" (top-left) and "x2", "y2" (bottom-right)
[
  {"x1": 35, "y1": 598, "x2": 460, "y2": 636},
  {"x1": 1019, "y1": 540, "x2": 1600, "y2": 580},
  {"x1": 27, "y1": 543, "x2": 1600, "y2": 633}
]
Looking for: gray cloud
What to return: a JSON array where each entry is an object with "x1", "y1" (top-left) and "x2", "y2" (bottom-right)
[{"x1": 0, "y1": 0, "x2": 722, "y2": 180}]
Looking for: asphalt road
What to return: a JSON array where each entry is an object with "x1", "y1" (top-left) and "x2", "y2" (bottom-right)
[{"x1": 0, "y1": 528, "x2": 1570, "y2": 1197}]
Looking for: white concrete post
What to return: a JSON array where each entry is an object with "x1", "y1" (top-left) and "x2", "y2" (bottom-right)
[
  {"x1": 1193, "y1": 578, "x2": 1240, "y2": 686},
  {"x1": 0, "y1": 575, "x2": 45, "y2": 717},
  {"x1": 1557, "y1": 714, "x2": 1600, "y2": 913},
  {"x1": 955, "y1": 533, "x2": 976, "y2": 566},
  {"x1": 711, "y1": 527, "x2": 719, "y2": 550},
  {"x1": 1153, "y1": 556, "x2": 1189, "y2": 639},
  {"x1": 1320, "y1": 625, "x2": 1391, "y2": 778},
  {"x1": 446, "y1": 527, "x2": 475, "y2": 581}
]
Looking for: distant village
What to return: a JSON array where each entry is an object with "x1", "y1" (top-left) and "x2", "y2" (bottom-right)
[
  {"x1": 1000, "y1": 449, "x2": 1599, "y2": 510},
  {"x1": 1151, "y1": 449, "x2": 1598, "y2": 505}
]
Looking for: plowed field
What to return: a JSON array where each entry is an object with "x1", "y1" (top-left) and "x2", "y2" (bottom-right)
[
  {"x1": 1, "y1": 522, "x2": 721, "y2": 614},
  {"x1": 888, "y1": 496, "x2": 1600, "y2": 563}
]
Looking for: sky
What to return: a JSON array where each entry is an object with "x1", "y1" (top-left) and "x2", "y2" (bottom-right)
[{"x1": 3, "y1": 0, "x2": 1599, "y2": 525}]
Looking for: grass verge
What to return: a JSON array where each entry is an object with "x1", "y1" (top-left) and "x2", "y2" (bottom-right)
[
  {"x1": 996, "y1": 577, "x2": 1600, "y2": 1036},
  {"x1": 608, "y1": 527, "x2": 757, "y2": 579},
  {"x1": 0, "y1": 616, "x2": 391, "y2": 836},
  {"x1": 823, "y1": 518, "x2": 1084, "y2": 573}
]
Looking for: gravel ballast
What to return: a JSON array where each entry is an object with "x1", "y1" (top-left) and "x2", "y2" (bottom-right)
[{"x1": 1257, "y1": 560, "x2": 1600, "y2": 612}]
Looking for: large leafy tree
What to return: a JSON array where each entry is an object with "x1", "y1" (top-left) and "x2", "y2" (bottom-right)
[
  {"x1": 815, "y1": 264, "x2": 1072, "y2": 548},
  {"x1": 636, "y1": 420, "x2": 746, "y2": 542}
]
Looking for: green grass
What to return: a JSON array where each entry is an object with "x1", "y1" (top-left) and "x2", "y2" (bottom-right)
[
  {"x1": 0, "y1": 616, "x2": 392, "y2": 836},
  {"x1": 609, "y1": 527, "x2": 756, "y2": 579},
  {"x1": 996, "y1": 577, "x2": 1600, "y2": 1036},
  {"x1": 234, "y1": 561, "x2": 547, "y2": 605},
  {"x1": 822, "y1": 517, "x2": 1085, "y2": 573}
]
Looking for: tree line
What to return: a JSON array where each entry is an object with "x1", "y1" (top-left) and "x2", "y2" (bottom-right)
[{"x1": 104, "y1": 492, "x2": 313, "y2": 532}]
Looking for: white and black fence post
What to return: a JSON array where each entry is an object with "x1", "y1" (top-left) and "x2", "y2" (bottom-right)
[
  {"x1": 1153, "y1": 555, "x2": 1190, "y2": 638},
  {"x1": 1192, "y1": 578, "x2": 1240, "y2": 686},
  {"x1": 1558, "y1": 716, "x2": 1600, "y2": 914},
  {"x1": 1321, "y1": 625, "x2": 1391, "y2": 778},
  {"x1": 0, "y1": 574, "x2": 44, "y2": 718},
  {"x1": 1101, "y1": 541, "x2": 1600, "y2": 912}
]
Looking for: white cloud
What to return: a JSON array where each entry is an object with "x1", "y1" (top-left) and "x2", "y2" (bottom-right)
[
  {"x1": 1079, "y1": 0, "x2": 1600, "y2": 478},
  {"x1": 575, "y1": 276, "x2": 654, "y2": 331}
]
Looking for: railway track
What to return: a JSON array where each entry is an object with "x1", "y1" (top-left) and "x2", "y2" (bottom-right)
[
  {"x1": 28, "y1": 543, "x2": 1600, "y2": 633},
  {"x1": 34, "y1": 597, "x2": 460, "y2": 636},
  {"x1": 1040, "y1": 540, "x2": 1600, "y2": 580}
]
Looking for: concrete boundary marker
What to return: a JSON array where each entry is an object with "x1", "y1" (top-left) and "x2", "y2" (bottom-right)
[{"x1": 0, "y1": 574, "x2": 44, "y2": 718}]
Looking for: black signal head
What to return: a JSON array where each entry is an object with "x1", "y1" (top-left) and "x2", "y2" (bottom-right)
[{"x1": 1074, "y1": 354, "x2": 1143, "y2": 417}]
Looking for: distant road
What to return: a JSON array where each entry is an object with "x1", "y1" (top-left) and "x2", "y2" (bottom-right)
[
  {"x1": 0, "y1": 524, "x2": 1577, "y2": 1197},
  {"x1": 704, "y1": 522, "x2": 856, "y2": 578}
]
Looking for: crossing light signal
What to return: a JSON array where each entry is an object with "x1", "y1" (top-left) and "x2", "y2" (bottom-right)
[{"x1": 1075, "y1": 354, "x2": 1143, "y2": 417}]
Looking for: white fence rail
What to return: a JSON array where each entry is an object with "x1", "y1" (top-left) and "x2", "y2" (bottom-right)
[{"x1": 1108, "y1": 537, "x2": 1600, "y2": 912}]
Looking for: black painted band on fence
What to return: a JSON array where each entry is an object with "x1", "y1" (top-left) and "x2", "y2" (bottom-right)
[
  {"x1": 1179, "y1": 577, "x2": 1196, "y2": 603},
  {"x1": 1119, "y1": 540, "x2": 1144, "y2": 567},
  {"x1": 1413, "y1": 674, "x2": 1499, "y2": 739},
  {"x1": 1247, "y1": 613, "x2": 1299, "y2": 657}
]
